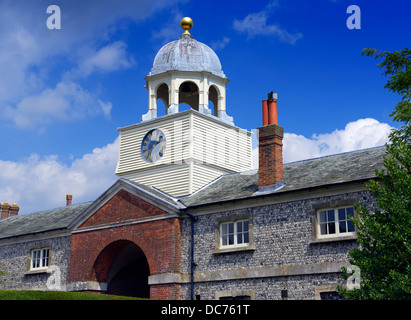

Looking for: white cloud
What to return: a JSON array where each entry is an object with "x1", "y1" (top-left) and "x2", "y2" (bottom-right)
[
  {"x1": 0, "y1": 0, "x2": 186, "y2": 213},
  {"x1": 70, "y1": 41, "x2": 135, "y2": 78},
  {"x1": 0, "y1": 118, "x2": 393, "y2": 214},
  {"x1": 3, "y1": 81, "x2": 112, "y2": 129},
  {"x1": 284, "y1": 118, "x2": 393, "y2": 163},
  {"x1": 211, "y1": 37, "x2": 230, "y2": 51},
  {"x1": 0, "y1": 0, "x2": 182, "y2": 127},
  {"x1": 151, "y1": 8, "x2": 184, "y2": 45},
  {"x1": 0, "y1": 27, "x2": 44, "y2": 102},
  {"x1": 0, "y1": 138, "x2": 119, "y2": 215},
  {"x1": 233, "y1": 2, "x2": 302, "y2": 44},
  {"x1": 252, "y1": 118, "x2": 393, "y2": 168}
]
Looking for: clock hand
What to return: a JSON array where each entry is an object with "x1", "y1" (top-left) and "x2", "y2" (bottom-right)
[
  {"x1": 152, "y1": 141, "x2": 164, "y2": 154},
  {"x1": 152, "y1": 136, "x2": 164, "y2": 149}
]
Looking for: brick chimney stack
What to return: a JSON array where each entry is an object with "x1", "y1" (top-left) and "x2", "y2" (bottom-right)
[
  {"x1": 66, "y1": 194, "x2": 73, "y2": 206},
  {"x1": 1, "y1": 201, "x2": 20, "y2": 221},
  {"x1": 1, "y1": 201, "x2": 10, "y2": 220},
  {"x1": 258, "y1": 92, "x2": 284, "y2": 190},
  {"x1": 9, "y1": 203, "x2": 20, "y2": 217}
]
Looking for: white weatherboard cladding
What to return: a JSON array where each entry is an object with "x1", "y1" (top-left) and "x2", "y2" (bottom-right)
[
  {"x1": 117, "y1": 164, "x2": 191, "y2": 197},
  {"x1": 116, "y1": 113, "x2": 191, "y2": 174},
  {"x1": 191, "y1": 163, "x2": 230, "y2": 192},
  {"x1": 115, "y1": 110, "x2": 252, "y2": 196},
  {"x1": 192, "y1": 115, "x2": 252, "y2": 172}
]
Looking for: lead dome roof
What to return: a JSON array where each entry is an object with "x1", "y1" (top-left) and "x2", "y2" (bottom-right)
[{"x1": 149, "y1": 34, "x2": 226, "y2": 78}]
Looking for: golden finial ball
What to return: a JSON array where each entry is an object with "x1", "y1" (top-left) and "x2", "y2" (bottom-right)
[{"x1": 180, "y1": 17, "x2": 193, "y2": 35}]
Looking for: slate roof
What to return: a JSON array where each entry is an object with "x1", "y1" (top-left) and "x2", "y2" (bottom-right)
[
  {"x1": 0, "y1": 146, "x2": 386, "y2": 239},
  {"x1": 0, "y1": 202, "x2": 91, "y2": 240},
  {"x1": 179, "y1": 146, "x2": 386, "y2": 207}
]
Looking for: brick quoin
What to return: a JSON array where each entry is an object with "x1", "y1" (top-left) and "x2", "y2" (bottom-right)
[{"x1": 69, "y1": 189, "x2": 182, "y2": 300}]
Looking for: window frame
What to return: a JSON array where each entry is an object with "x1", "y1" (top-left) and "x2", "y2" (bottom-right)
[
  {"x1": 30, "y1": 248, "x2": 50, "y2": 271},
  {"x1": 213, "y1": 214, "x2": 255, "y2": 254},
  {"x1": 316, "y1": 206, "x2": 356, "y2": 239},
  {"x1": 220, "y1": 219, "x2": 250, "y2": 248}
]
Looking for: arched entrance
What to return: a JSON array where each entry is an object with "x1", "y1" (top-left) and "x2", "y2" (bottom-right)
[{"x1": 92, "y1": 240, "x2": 150, "y2": 298}]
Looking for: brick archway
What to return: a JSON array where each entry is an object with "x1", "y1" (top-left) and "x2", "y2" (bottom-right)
[
  {"x1": 91, "y1": 240, "x2": 150, "y2": 298},
  {"x1": 70, "y1": 219, "x2": 182, "y2": 299},
  {"x1": 91, "y1": 240, "x2": 144, "y2": 282},
  {"x1": 68, "y1": 188, "x2": 183, "y2": 299}
]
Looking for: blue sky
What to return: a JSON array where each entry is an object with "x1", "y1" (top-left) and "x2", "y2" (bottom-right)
[{"x1": 0, "y1": 0, "x2": 409, "y2": 214}]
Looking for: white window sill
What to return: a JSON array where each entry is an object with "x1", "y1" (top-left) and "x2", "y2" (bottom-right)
[
  {"x1": 311, "y1": 234, "x2": 357, "y2": 244},
  {"x1": 212, "y1": 244, "x2": 256, "y2": 254},
  {"x1": 25, "y1": 268, "x2": 49, "y2": 275}
]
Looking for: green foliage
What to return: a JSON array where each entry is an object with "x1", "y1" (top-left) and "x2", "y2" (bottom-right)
[
  {"x1": 339, "y1": 48, "x2": 411, "y2": 300},
  {"x1": 362, "y1": 48, "x2": 411, "y2": 143},
  {"x1": 339, "y1": 141, "x2": 411, "y2": 299}
]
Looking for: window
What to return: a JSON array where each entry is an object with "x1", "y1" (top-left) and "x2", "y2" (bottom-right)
[
  {"x1": 319, "y1": 291, "x2": 347, "y2": 300},
  {"x1": 219, "y1": 295, "x2": 251, "y2": 300},
  {"x1": 220, "y1": 220, "x2": 249, "y2": 247},
  {"x1": 215, "y1": 289, "x2": 255, "y2": 300},
  {"x1": 315, "y1": 286, "x2": 347, "y2": 300},
  {"x1": 317, "y1": 207, "x2": 355, "y2": 238},
  {"x1": 30, "y1": 248, "x2": 50, "y2": 270},
  {"x1": 213, "y1": 216, "x2": 255, "y2": 254}
]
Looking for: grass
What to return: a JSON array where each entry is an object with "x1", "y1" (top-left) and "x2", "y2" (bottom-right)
[{"x1": 0, "y1": 290, "x2": 145, "y2": 300}]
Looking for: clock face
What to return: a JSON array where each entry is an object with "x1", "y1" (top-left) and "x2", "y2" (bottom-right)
[{"x1": 141, "y1": 129, "x2": 167, "y2": 163}]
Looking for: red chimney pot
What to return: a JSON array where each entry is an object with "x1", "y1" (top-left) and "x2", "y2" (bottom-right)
[{"x1": 262, "y1": 100, "x2": 269, "y2": 126}]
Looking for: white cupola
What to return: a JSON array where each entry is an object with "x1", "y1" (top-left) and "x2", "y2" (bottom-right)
[
  {"x1": 115, "y1": 18, "x2": 252, "y2": 197},
  {"x1": 142, "y1": 17, "x2": 233, "y2": 125}
]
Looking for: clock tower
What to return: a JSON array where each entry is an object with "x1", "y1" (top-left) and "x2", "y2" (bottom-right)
[{"x1": 115, "y1": 18, "x2": 252, "y2": 197}]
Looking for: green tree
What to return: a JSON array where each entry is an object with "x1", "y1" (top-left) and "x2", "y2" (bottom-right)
[
  {"x1": 338, "y1": 48, "x2": 411, "y2": 299},
  {"x1": 363, "y1": 48, "x2": 411, "y2": 143}
]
